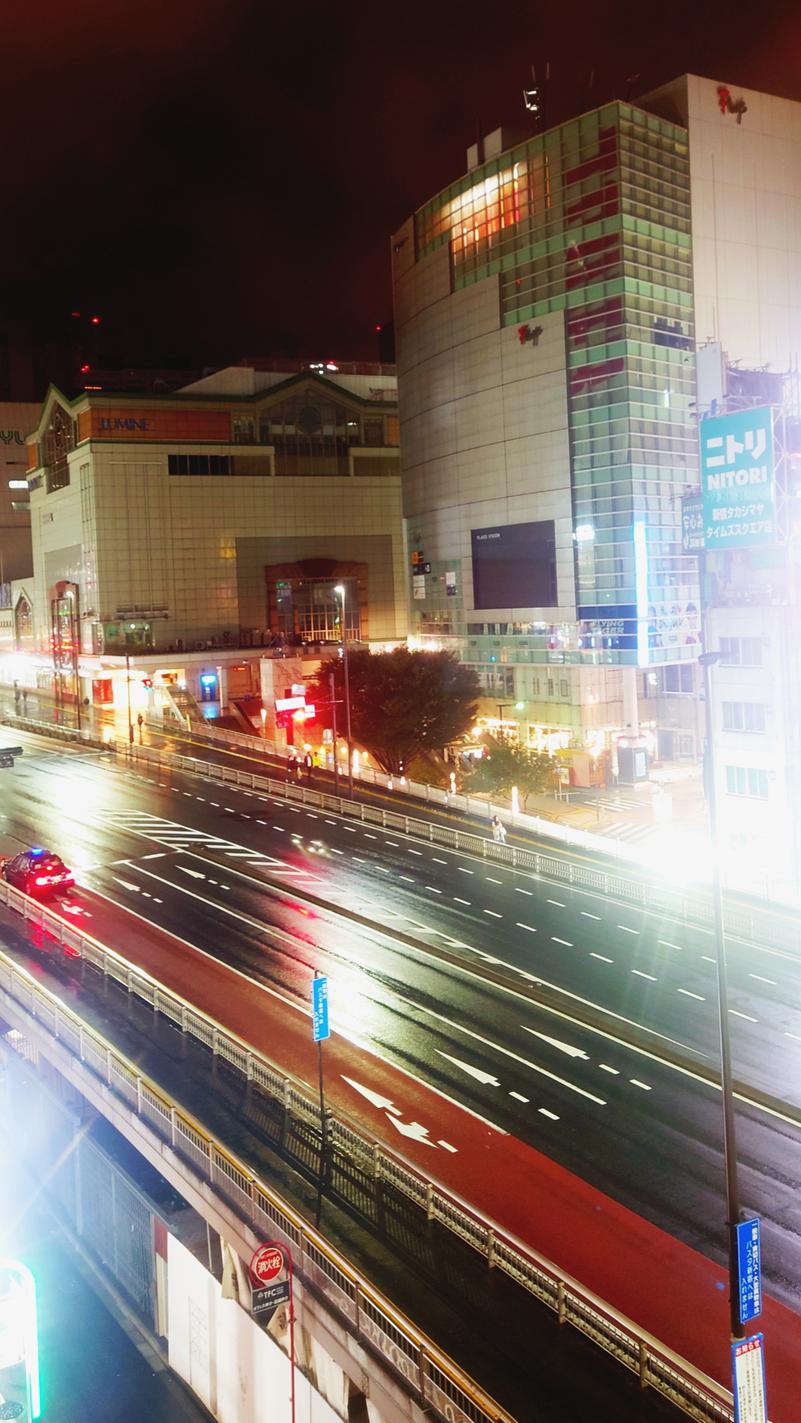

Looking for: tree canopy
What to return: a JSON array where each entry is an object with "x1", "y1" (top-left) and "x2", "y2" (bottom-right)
[
  {"x1": 309, "y1": 648, "x2": 480, "y2": 774},
  {"x1": 462, "y1": 735, "x2": 556, "y2": 809}
]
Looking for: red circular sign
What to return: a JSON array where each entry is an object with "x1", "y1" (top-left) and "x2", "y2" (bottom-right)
[{"x1": 249, "y1": 1243, "x2": 284, "y2": 1286}]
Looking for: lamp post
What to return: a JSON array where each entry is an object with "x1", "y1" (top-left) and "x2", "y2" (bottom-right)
[
  {"x1": 699, "y1": 646, "x2": 744, "y2": 1341},
  {"x1": 329, "y1": 670, "x2": 340, "y2": 795},
  {"x1": 333, "y1": 584, "x2": 354, "y2": 795},
  {"x1": 125, "y1": 635, "x2": 134, "y2": 745}
]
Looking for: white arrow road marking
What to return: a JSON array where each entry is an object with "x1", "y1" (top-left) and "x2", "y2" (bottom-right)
[
  {"x1": 111, "y1": 876, "x2": 141, "y2": 892},
  {"x1": 521, "y1": 1029, "x2": 589, "y2": 1061},
  {"x1": 436, "y1": 1052, "x2": 500, "y2": 1086},
  {"x1": 341, "y1": 1077, "x2": 401, "y2": 1115},
  {"x1": 388, "y1": 1117, "x2": 437, "y2": 1146},
  {"x1": 177, "y1": 865, "x2": 206, "y2": 880}
]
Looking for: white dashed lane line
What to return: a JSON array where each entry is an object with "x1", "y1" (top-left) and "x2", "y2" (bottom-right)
[
  {"x1": 454, "y1": 897, "x2": 471, "y2": 906},
  {"x1": 599, "y1": 1063, "x2": 620, "y2": 1075},
  {"x1": 486, "y1": 877, "x2": 503, "y2": 884},
  {"x1": 631, "y1": 969, "x2": 657, "y2": 982},
  {"x1": 400, "y1": 875, "x2": 415, "y2": 883},
  {"x1": 426, "y1": 886, "x2": 443, "y2": 894},
  {"x1": 484, "y1": 909, "x2": 503, "y2": 918},
  {"x1": 618, "y1": 925, "x2": 639, "y2": 935},
  {"x1": 630, "y1": 1079, "x2": 651, "y2": 1092},
  {"x1": 539, "y1": 1108, "x2": 560, "y2": 1121},
  {"x1": 582, "y1": 911, "x2": 601, "y2": 920},
  {"x1": 749, "y1": 973, "x2": 776, "y2": 986},
  {"x1": 516, "y1": 922, "x2": 536, "y2": 933},
  {"x1": 547, "y1": 899, "x2": 565, "y2": 908},
  {"x1": 677, "y1": 988, "x2": 705, "y2": 1001},
  {"x1": 515, "y1": 887, "x2": 533, "y2": 896},
  {"x1": 590, "y1": 952, "x2": 613, "y2": 963},
  {"x1": 509, "y1": 1091, "x2": 529, "y2": 1103},
  {"x1": 729, "y1": 1008, "x2": 759, "y2": 1023},
  {"x1": 458, "y1": 867, "x2": 474, "y2": 875},
  {"x1": 363, "y1": 832, "x2": 377, "y2": 839},
  {"x1": 384, "y1": 840, "x2": 398, "y2": 846},
  {"x1": 659, "y1": 939, "x2": 682, "y2": 950},
  {"x1": 408, "y1": 849, "x2": 423, "y2": 856},
  {"x1": 551, "y1": 937, "x2": 573, "y2": 947},
  {"x1": 432, "y1": 857, "x2": 447, "y2": 865}
]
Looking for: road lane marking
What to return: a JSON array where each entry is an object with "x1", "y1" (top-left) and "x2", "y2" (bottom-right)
[
  {"x1": 749, "y1": 973, "x2": 776, "y2": 986},
  {"x1": 486, "y1": 877, "x2": 503, "y2": 884},
  {"x1": 590, "y1": 953, "x2": 613, "y2": 963},
  {"x1": 677, "y1": 988, "x2": 705, "y2": 1001},
  {"x1": 658, "y1": 939, "x2": 682, "y2": 950},
  {"x1": 438, "y1": 1140, "x2": 458, "y2": 1153},
  {"x1": 454, "y1": 897, "x2": 471, "y2": 905},
  {"x1": 547, "y1": 899, "x2": 565, "y2": 908},
  {"x1": 384, "y1": 840, "x2": 398, "y2": 846},
  {"x1": 521, "y1": 1029, "x2": 588, "y2": 1061},
  {"x1": 436, "y1": 1052, "x2": 500, "y2": 1086},
  {"x1": 701, "y1": 955, "x2": 716, "y2": 964},
  {"x1": 515, "y1": 887, "x2": 533, "y2": 896},
  {"x1": 729, "y1": 1009, "x2": 758, "y2": 1023},
  {"x1": 551, "y1": 937, "x2": 573, "y2": 947},
  {"x1": 142, "y1": 853, "x2": 166, "y2": 859},
  {"x1": 581, "y1": 911, "x2": 601, "y2": 920},
  {"x1": 599, "y1": 1064, "x2": 620, "y2": 1074},
  {"x1": 631, "y1": 969, "x2": 657, "y2": 981},
  {"x1": 483, "y1": 909, "x2": 503, "y2": 918},
  {"x1": 515, "y1": 923, "x2": 536, "y2": 933},
  {"x1": 400, "y1": 875, "x2": 415, "y2": 882},
  {"x1": 458, "y1": 867, "x2": 473, "y2": 875},
  {"x1": 432, "y1": 857, "x2": 447, "y2": 864},
  {"x1": 426, "y1": 886, "x2": 443, "y2": 894},
  {"x1": 509, "y1": 1091, "x2": 529, "y2": 1103},
  {"x1": 402, "y1": 1003, "x2": 606, "y2": 1105},
  {"x1": 630, "y1": 1079, "x2": 652, "y2": 1091},
  {"x1": 538, "y1": 1108, "x2": 560, "y2": 1121},
  {"x1": 617, "y1": 925, "x2": 639, "y2": 935}
]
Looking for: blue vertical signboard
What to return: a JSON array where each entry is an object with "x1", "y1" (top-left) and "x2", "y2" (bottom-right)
[
  {"x1": 700, "y1": 406, "x2": 776, "y2": 548},
  {"x1": 312, "y1": 975, "x2": 330, "y2": 1042},
  {"x1": 732, "y1": 1335, "x2": 768, "y2": 1423},
  {"x1": 736, "y1": 1217, "x2": 762, "y2": 1324}
]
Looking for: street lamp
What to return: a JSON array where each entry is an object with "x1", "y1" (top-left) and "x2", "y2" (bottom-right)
[
  {"x1": 125, "y1": 629, "x2": 135, "y2": 745},
  {"x1": 699, "y1": 646, "x2": 744, "y2": 1341},
  {"x1": 334, "y1": 584, "x2": 354, "y2": 795}
]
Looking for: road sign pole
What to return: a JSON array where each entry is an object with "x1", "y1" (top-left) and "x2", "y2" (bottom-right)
[
  {"x1": 313, "y1": 970, "x2": 328, "y2": 1226},
  {"x1": 250, "y1": 1243, "x2": 295, "y2": 1423}
]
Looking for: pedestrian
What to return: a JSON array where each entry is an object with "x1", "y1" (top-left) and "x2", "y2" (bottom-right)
[
  {"x1": 137, "y1": 712, "x2": 144, "y2": 742},
  {"x1": 21, "y1": 689, "x2": 28, "y2": 714},
  {"x1": 287, "y1": 755, "x2": 298, "y2": 780},
  {"x1": 303, "y1": 750, "x2": 314, "y2": 783},
  {"x1": 491, "y1": 814, "x2": 507, "y2": 844}
]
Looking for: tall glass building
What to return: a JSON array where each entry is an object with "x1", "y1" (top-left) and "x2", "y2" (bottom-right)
[{"x1": 392, "y1": 75, "x2": 801, "y2": 773}]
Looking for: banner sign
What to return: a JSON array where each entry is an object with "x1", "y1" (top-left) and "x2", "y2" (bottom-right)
[
  {"x1": 681, "y1": 493, "x2": 705, "y2": 552},
  {"x1": 700, "y1": 406, "x2": 776, "y2": 548},
  {"x1": 732, "y1": 1334, "x2": 768, "y2": 1423}
]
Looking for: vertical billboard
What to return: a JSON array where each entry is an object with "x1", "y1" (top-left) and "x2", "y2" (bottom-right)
[{"x1": 699, "y1": 406, "x2": 776, "y2": 548}]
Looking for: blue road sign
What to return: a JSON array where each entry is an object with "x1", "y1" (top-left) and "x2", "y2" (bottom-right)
[
  {"x1": 736, "y1": 1218, "x2": 762, "y2": 1324},
  {"x1": 312, "y1": 975, "x2": 330, "y2": 1042}
]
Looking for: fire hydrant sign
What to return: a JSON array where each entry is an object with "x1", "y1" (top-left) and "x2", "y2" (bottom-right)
[
  {"x1": 249, "y1": 1243, "x2": 284, "y2": 1286},
  {"x1": 732, "y1": 1334, "x2": 768, "y2": 1423}
]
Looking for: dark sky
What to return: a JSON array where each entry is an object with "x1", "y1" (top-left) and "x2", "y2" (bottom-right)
[{"x1": 3, "y1": 0, "x2": 800, "y2": 368}]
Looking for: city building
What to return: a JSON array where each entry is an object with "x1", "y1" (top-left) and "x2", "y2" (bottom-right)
[
  {"x1": 14, "y1": 360, "x2": 405, "y2": 710},
  {"x1": 391, "y1": 73, "x2": 801, "y2": 783},
  {"x1": 0, "y1": 399, "x2": 39, "y2": 585}
]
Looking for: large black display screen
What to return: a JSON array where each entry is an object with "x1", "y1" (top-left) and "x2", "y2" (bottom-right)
[{"x1": 471, "y1": 520, "x2": 557, "y2": 609}]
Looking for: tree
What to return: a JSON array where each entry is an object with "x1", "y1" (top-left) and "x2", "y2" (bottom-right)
[
  {"x1": 308, "y1": 648, "x2": 480, "y2": 775},
  {"x1": 463, "y1": 735, "x2": 556, "y2": 810}
]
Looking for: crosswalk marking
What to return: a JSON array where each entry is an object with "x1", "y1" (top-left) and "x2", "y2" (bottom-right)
[{"x1": 91, "y1": 810, "x2": 326, "y2": 886}]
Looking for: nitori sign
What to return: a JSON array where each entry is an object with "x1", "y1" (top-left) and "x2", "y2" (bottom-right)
[{"x1": 700, "y1": 406, "x2": 776, "y2": 549}]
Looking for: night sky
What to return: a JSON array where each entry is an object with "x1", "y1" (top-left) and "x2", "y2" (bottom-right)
[{"x1": 3, "y1": 0, "x2": 800, "y2": 370}]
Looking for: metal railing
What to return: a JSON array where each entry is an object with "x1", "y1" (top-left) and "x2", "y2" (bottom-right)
[
  {"x1": 0, "y1": 878, "x2": 734, "y2": 1423},
  {"x1": 115, "y1": 738, "x2": 801, "y2": 956}
]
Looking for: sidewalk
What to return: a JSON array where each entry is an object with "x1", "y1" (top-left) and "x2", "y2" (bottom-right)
[{"x1": 0, "y1": 687, "x2": 706, "y2": 849}]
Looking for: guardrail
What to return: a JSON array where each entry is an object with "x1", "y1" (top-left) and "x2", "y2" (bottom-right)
[
  {"x1": 117, "y1": 737, "x2": 801, "y2": 956},
  {"x1": 0, "y1": 876, "x2": 733, "y2": 1423}
]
